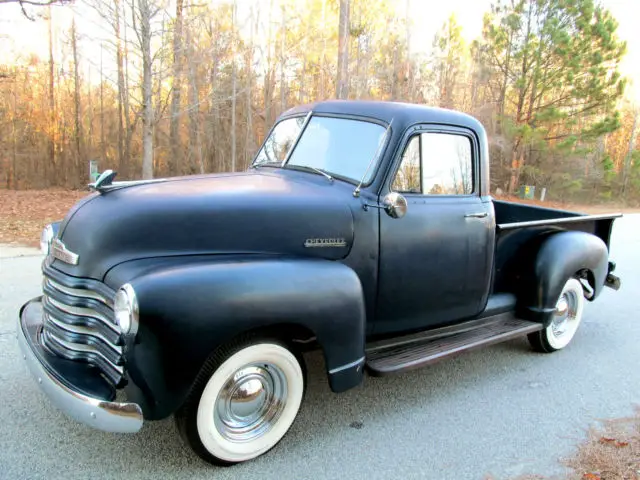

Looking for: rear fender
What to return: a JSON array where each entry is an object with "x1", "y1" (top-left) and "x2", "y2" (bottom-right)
[
  {"x1": 520, "y1": 231, "x2": 608, "y2": 325},
  {"x1": 124, "y1": 258, "x2": 366, "y2": 419}
]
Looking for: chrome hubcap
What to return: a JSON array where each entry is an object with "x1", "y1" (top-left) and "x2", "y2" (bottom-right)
[
  {"x1": 551, "y1": 291, "x2": 577, "y2": 338},
  {"x1": 214, "y1": 364, "x2": 287, "y2": 442}
]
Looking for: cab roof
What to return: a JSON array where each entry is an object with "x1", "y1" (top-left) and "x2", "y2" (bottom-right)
[{"x1": 282, "y1": 100, "x2": 485, "y2": 134}]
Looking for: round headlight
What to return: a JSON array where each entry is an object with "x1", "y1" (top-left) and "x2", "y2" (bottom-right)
[
  {"x1": 114, "y1": 284, "x2": 139, "y2": 335},
  {"x1": 40, "y1": 224, "x2": 54, "y2": 254}
]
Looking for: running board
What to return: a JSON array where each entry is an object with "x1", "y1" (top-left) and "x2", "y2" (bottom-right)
[{"x1": 365, "y1": 314, "x2": 543, "y2": 376}]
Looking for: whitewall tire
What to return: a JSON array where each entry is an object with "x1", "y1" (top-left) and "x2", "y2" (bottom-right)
[
  {"x1": 528, "y1": 278, "x2": 585, "y2": 352},
  {"x1": 176, "y1": 339, "x2": 305, "y2": 465}
]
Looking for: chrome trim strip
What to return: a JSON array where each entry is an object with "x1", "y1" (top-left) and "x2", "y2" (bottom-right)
[
  {"x1": 46, "y1": 279, "x2": 111, "y2": 306},
  {"x1": 51, "y1": 238, "x2": 79, "y2": 266},
  {"x1": 328, "y1": 356, "x2": 366, "y2": 375},
  {"x1": 497, "y1": 212, "x2": 623, "y2": 231},
  {"x1": 17, "y1": 316, "x2": 142, "y2": 433},
  {"x1": 46, "y1": 297, "x2": 118, "y2": 332},
  {"x1": 43, "y1": 264, "x2": 116, "y2": 302},
  {"x1": 43, "y1": 330, "x2": 124, "y2": 374},
  {"x1": 42, "y1": 305, "x2": 121, "y2": 345},
  {"x1": 45, "y1": 314, "x2": 122, "y2": 355}
]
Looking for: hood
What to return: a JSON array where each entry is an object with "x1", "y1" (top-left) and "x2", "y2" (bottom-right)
[{"x1": 52, "y1": 170, "x2": 355, "y2": 280}]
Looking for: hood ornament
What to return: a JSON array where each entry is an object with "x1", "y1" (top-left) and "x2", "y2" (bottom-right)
[
  {"x1": 89, "y1": 169, "x2": 117, "y2": 191},
  {"x1": 88, "y1": 169, "x2": 169, "y2": 194}
]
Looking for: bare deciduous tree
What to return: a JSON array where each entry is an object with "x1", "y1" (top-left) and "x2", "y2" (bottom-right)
[{"x1": 336, "y1": 0, "x2": 350, "y2": 99}]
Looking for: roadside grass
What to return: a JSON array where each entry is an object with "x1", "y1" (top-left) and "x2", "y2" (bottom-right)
[
  {"x1": 567, "y1": 408, "x2": 640, "y2": 480},
  {"x1": 488, "y1": 408, "x2": 640, "y2": 480}
]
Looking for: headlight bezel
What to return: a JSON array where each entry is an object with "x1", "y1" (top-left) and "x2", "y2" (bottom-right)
[
  {"x1": 114, "y1": 283, "x2": 139, "y2": 336},
  {"x1": 40, "y1": 224, "x2": 54, "y2": 255}
]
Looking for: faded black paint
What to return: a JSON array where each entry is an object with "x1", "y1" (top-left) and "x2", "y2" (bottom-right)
[{"x1": 22, "y1": 101, "x2": 620, "y2": 420}]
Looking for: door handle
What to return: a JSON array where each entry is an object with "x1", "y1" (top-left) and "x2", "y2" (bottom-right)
[{"x1": 465, "y1": 212, "x2": 488, "y2": 218}]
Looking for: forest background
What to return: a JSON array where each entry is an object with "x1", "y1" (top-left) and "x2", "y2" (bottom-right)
[{"x1": 1, "y1": 0, "x2": 639, "y2": 205}]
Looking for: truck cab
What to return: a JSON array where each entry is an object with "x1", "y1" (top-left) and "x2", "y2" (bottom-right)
[{"x1": 18, "y1": 100, "x2": 621, "y2": 466}]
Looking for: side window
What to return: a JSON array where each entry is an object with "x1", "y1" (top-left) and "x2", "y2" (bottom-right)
[
  {"x1": 421, "y1": 133, "x2": 473, "y2": 195},
  {"x1": 392, "y1": 132, "x2": 473, "y2": 195}
]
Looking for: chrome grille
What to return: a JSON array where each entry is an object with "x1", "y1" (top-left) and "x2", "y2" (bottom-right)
[{"x1": 41, "y1": 274, "x2": 125, "y2": 387}]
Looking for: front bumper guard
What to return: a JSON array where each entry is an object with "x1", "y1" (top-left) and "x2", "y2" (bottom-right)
[
  {"x1": 17, "y1": 298, "x2": 143, "y2": 433},
  {"x1": 604, "y1": 261, "x2": 621, "y2": 291}
]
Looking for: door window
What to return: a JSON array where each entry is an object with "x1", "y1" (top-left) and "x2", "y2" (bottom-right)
[{"x1": 392, "y1": 132, "x2": 473, "y2": 195}]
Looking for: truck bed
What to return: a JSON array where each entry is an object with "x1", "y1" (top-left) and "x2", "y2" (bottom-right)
[
  {"x1": 491, "y1": 199, "x2": 620, "y2": 294},
  {"x1": 493, "y1": 199, "x2": 620, "y2": 231}
]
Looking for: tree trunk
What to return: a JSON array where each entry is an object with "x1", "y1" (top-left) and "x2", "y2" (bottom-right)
[
  {"x1": 509, "y1": 0, "x2": 533, "y2": 195},
  {"x1": 319, "y1": 0, "x2": 327, "y2": 99},
  {"x1": 264, "y1": 0, "x2": 274, "y2": 129},
  {"x1": 207, "y1": 17, "x2": 220, "y2": 171},
  {"x1": 336, "y1": 0, "x2": 350, "y2": 99},
  {"x1": 71, "y1": 17, "x2": 82, "y2": 186},
  {"x1": 299, "y1": 10, "x2": 309, "y2": 103},
  {"x1": 169, "y1": 0, "x2": 184, "y2": 176},
  {"x1": 186, "y1": 28, "x2": 203, "y2": 174},
  {"x1": 280, "y1": 6, "x2": 286, "y2": 113},
  {"x1": 139, "y1": 0, "x2": 154, "y2": 179},
  {"x1": 47, "y1": 5, "x2": 56, "y2": 185},
  {"x1": 405, "y1": 0, "x2": 413, "y2": 102},
  {"x1": 114, "y1": 0, "x2": 125, "y2": 175},
  {"x1": 10, "y1": 75, "x2": 17, "y2": 189},
  {"x1": 246, "y1": 4, "x2": 255, "y2": 166},
  {"x1": 122, "y1": 0, "x2": 132, "y2": 178},
  {"x1": 100, "y1": 44, "x2": 106, "y2": 163},
  {"x1": 621, "y1": 111, "x2": 639, "y2": 198},
  {"x1": 87, "y1": 61, "x2": 94, "y2": 162},
  {"x1": 231, "y1": 0, "x2": 237, "y2": 172}
]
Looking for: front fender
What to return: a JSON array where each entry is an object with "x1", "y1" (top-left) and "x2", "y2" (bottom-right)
[
  {"x1": 120, "y1": 257, "x2": 366, "y2": 419},
  {"x1": 521, "y1": 231, "x2": 608, "y2": 324}
]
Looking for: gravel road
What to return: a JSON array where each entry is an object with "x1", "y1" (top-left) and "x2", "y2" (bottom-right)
[{"x1": 1, "y1": 215, "x2": 638, "y2": 480}]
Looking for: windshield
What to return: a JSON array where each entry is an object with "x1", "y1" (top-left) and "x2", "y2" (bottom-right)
[{"x1": 253, "y1": 115, "x2": 387, "y2": 184}]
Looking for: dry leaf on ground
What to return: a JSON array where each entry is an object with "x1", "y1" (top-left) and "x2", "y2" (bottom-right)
[{"x1": 0, "y1": 189, "x2": 87, "y2": 247}]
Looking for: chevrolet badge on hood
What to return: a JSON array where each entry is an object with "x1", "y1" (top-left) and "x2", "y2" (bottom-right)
[{"x1": 304, "y1": 238, "x2": 347, "y2": 248}]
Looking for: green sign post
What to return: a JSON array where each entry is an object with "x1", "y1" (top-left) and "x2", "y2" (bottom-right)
[{"x1": 89, "y1": 160, "x2": 100, "y2": 182}]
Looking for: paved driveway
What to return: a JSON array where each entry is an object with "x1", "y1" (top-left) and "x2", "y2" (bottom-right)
[{"x1": 1, "y1": 215, "x2": 638, "y2": 479}]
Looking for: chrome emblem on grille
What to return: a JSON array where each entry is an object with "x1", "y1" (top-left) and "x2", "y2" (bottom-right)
[
  {"x1": 304, "y1": 238, "x2": 347, "y2": 248},
  {"x1": 51, "y1": 239, "x2": 79, "y2": 265}
]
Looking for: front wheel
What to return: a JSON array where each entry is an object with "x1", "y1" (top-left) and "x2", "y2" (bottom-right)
[
  {"x1": 528, "y1": 277, "x2": 585, "y2": 353},
  {"x1": 176, "y1": 339, "x2": 306, "y2": 465}
]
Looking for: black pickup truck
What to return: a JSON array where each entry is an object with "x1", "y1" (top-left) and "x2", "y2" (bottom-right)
[{"x1": 18, "y1": 100, "x2": 621, "y2": 465}]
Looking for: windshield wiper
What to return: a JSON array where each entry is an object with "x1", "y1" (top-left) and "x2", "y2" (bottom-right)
[{"x1": 285, "y1": 164, "x2": 333, "y2": 182}]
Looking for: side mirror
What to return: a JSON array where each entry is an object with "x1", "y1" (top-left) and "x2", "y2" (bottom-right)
[{"x1": 383, "y1": 192, "x2": 408, "y2": 219}]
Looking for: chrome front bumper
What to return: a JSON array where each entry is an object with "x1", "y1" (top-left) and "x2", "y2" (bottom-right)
[{"x1": 17, "y1": 298, "x2": 143, "y2": 433}]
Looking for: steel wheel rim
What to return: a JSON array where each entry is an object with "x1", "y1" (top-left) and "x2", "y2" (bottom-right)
[
  {"x1": 551, "y1": 290, "x2": 579, "y2": 339},
  {"x1": 213, "y1": 363, "x2": 288, "y2": 443}
]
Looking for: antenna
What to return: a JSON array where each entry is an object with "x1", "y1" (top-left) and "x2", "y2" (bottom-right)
[{"x1": 353, "y1": 119, "x2": 393, "y2": 198}]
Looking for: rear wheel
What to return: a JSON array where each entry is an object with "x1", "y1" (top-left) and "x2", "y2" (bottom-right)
[
  {"x1": 528, "y1": 277, "x2": 585, "y2": 353},
  {"x1": 176, "y1": 338, "x2": 305, "y2": 465}
]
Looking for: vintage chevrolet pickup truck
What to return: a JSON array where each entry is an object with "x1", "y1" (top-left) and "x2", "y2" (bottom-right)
[{"x1": 18, "y1": 100, "x2": 622, "y2": 465}]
